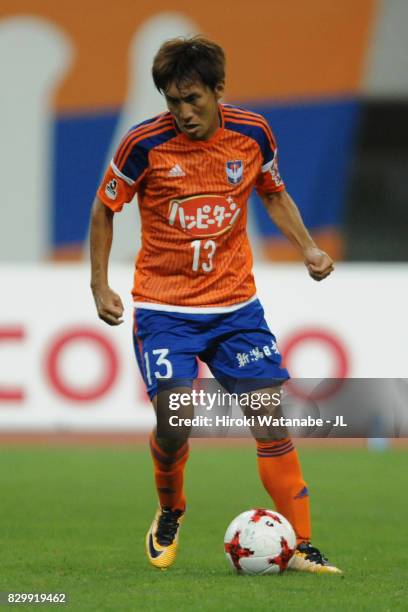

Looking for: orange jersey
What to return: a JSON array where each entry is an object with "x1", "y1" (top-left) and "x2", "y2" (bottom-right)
[{"x1": 97, "y1": 104, "x2": 285, "y2": 308}]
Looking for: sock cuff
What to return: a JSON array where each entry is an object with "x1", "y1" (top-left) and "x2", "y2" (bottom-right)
[{"x1": 256, "y1": 437, "x2": 295, "y2": 457}]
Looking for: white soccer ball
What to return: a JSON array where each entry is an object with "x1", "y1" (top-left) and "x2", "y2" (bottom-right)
[{"x1": 224, "y1": 509, "x2": 296, "y2": 575}]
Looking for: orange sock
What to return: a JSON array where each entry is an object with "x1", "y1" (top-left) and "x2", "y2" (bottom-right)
[
  {"x1": 256, "y1": 438, "x2": 311, "y2": 544},
  {"x1": 149, "y1": 433, "x2": 189, "y2": 512}
]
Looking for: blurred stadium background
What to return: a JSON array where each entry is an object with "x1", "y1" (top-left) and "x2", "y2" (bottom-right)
[
  {"x1": 1, "y1": 0, "x2": 407, "y2": 436},
  {"x1": 0, "y1": 2, "x2": 407, "y2": 608}
]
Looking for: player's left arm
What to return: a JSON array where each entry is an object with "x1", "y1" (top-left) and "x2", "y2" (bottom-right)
[{"x1": 259, "y1": 189, "x2": 334, "y2": 281}]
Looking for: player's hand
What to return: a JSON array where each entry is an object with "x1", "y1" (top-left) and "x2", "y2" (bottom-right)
[
  {"x1": 91, "y1": 285, "x2": 124, "y2": 325},
  {"x1": 303, "y1": 246, "x2": 334, "y2": 281}
]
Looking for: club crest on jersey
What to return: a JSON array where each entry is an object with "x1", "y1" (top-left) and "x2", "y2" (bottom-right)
[
  {"x1": 226, "y1": 160, "x2": 244, "y2": 185},
  {"x1": 105, "y1": 178, "x2": 118, "y2": 200}
]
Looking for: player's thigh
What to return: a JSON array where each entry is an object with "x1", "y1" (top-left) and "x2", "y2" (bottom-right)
[
  {"x1": 133, "y1": 308, "x2": 199, "y2": 401},
  {"x1": 201, "y1": 301, "x2": 290, "y2": 441},
  {"x1": 204, "y1": 324, "x2": 289, "y2": 396}
]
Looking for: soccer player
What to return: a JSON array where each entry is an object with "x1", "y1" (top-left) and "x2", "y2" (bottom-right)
[{"x1": 90, "y1": 37, "x2": 341, "y2": 574}]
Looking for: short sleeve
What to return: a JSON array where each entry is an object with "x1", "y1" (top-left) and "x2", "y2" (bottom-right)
[
  {"x1": 97, "y1": 131, "x2": 149, "y2": 212},
  {"x1": 254, "y1": 118, "x2": 285, "y2": 195},
  {"x1": 255, "y1": 148, "x2": 285, "y2": 196}
]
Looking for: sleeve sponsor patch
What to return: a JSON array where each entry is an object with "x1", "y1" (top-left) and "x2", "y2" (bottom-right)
[
  {"x1": 256, "y1": 150, "x2": 285, "y2": 194},
  {"x1": 105, "y1": 178, "x2": 118, "y2": 200},
  {"x1": 97, "y1": 165, "x2": 140, "y2": 212}
]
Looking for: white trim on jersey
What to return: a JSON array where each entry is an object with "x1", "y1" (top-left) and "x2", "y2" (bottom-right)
[
  {"x1": 262, "y1": 151, "x2": 279, "y2": 173},
  {"x1": 133, "y1": 295, "x2": 258, "y2": 314},
  {"x1": 261, "y1": 159, "x2": 274, "y2": 173},
  {"x1": 110, "y1": 160, "x2": 135, "y2": 185}
]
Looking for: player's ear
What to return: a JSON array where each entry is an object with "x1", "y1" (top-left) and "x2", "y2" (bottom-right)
[{"x1": 214, "y1": 81, "x2": 225, "y2": 100}]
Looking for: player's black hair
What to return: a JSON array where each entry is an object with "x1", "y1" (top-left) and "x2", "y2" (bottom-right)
[{"x1": 152, "y1": 36, "x2": 225, "y2": 93}]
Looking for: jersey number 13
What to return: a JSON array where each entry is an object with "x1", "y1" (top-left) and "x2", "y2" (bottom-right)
[{"x1": 191, "y1": 239, "x2": 217, "y2": 273}]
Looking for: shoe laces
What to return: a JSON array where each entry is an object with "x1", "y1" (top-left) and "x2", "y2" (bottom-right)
[
  {"x1": 297, "y1": 542, "x2": 329, "y2": 565},
  {"x1": 156, "y1": 507, "x2": 183, "y2": 546}
]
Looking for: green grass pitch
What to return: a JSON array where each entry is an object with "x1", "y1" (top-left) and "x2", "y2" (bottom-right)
[{"x1": 0, "y1": 444, "x2": 406, "y2": 611}]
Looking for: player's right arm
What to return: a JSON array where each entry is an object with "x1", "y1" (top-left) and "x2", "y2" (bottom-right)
[
  {"x1": 89, "y1": 196, "x2": 124, "y2": 326},
  {"x1": 90, "y1": 118, "x2": 152, "y2": 324}
]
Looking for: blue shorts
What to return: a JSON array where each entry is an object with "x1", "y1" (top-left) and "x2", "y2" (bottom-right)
[{"x1": 132, "y1": 298, "x2": 289, "y2": 400}]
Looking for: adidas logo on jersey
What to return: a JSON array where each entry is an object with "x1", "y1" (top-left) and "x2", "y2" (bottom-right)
[{"x1": 168, "y1": 164, "x2": 186, "y2": 177}]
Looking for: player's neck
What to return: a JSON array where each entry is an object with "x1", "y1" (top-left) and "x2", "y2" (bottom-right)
[{"x1": 200, "y1": 106, "x2": 222, "y2": 141}]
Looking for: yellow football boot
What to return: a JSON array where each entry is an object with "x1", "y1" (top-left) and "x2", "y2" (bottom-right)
[
  {"x1": 289, "y1": 542, "x2": 342, "y2": 574},
  {"x1": 146, "y1": 506, "x2": 184, "y2": 569}
]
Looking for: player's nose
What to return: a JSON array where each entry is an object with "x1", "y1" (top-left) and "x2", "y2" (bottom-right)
[{"x1": 178, "y1": 102, "x2": 194, "y2": 123}]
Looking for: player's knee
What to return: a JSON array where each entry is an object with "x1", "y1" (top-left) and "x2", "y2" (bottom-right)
[{"x1": 155, "y1": 435, "x2": 189, "y2": 454}]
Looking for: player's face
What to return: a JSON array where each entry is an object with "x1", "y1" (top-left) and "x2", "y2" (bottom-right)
[{"x1": 164, "y1": 80, "x2": 224, "y2": 141}]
